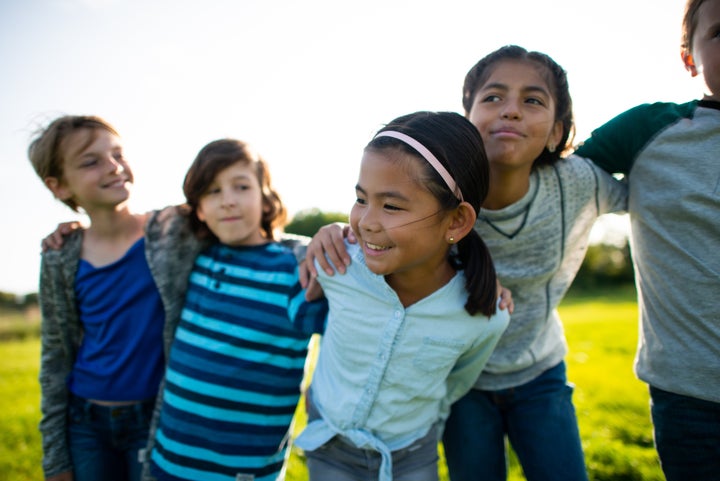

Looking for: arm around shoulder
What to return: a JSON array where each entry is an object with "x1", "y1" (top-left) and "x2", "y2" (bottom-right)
[{"x1": 575, "y1": 102, "x2": 692, "y2": 175}]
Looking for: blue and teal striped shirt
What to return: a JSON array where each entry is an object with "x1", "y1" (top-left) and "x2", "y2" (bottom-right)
[{"x1": 150, "y1": 242, "x2": 328, "y2": 481}]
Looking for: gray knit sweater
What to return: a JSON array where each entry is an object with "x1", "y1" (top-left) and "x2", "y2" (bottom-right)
[{"x1": 473, "y1": 155, "x2": 627, "y2": 390}]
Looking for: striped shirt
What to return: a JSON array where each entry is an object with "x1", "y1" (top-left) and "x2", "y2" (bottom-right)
[{"x1": 150, "y1": 242, "x2": 328, "y2": 481}]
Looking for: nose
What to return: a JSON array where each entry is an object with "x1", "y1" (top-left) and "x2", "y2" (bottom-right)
[
  {"x1": 500, "y1": 99, "x2": 521, "y2": 120},
  {"x1": 220, "y1": 189, "x2": 237, "y2": 208},
  {"x1": 357, "y1": 206, "x2": 381, "y2": 233},
  {"x1": 105, "y1": 155, "x2": 125, "y2": 174}
]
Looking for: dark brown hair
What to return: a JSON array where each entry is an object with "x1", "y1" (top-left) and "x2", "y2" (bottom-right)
[{"x1": 183, "y1": 138, "x2": 286, "y2": 241}]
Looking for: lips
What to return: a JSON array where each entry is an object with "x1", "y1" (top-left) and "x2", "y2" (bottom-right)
[
  {"x1": 491, "y1": 126, "x2": 524, "y2": 137},
  {"x1": 103, "y1": 177, "x2": 128, "y2": 188}
]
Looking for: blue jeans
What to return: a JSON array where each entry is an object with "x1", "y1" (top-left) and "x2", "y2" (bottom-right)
[
  {"x1": 442, "y1": 362, "x2": 587, "y2": 481},
  {"x1": 650, "y1": 385, "x2": 720, "y2": 481},
  {"x1": 68, "y1": 394, "x2": 154, "y2": 481}
]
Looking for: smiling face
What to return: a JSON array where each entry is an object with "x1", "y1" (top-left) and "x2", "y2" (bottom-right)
[
  {"x1": 684, "y1": 0, "x2": 720, "y2": 101},
  {"x1": 45, "y1": 128, "x2": 133, "y2": 213},
  {"x1": 467, "y1": 59, "x2": 563, "y2": 174},
  {"x1": 196, "y1": 161, "x2": 267, "y2": 247},
  {"x1": 349, "y1": 147, "x2": 454, "y2": 282}
]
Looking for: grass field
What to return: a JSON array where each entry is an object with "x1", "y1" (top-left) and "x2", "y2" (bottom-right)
[{"x1": 0, "y1": 285, "x2": 663, "y2": 480}]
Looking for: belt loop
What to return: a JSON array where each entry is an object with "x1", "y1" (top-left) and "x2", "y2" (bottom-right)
[
  {"x1": 138, "y1": 397, "x2": 155, "y2": 423},
  {"x1": 134, "y1": 401, "x2": 145, "y2": 424},
  {"x1": 83, "y1": 396, "x2": 93, "y2": 420}
]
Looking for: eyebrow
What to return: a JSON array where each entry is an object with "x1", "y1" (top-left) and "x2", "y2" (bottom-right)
[
  {"x1": 230, "y1": 174, "x2": 253, "y2": 181},
  {"x1": 702, "y1": 20, "x2": 720, "y2": 36},
  {"x1": 78, "y1": 146, "x2": 121, "y2": 158},
  {"x1": 480, "y1": 82, "x2": 551, "y2": 97},
  {"x1": 355, "y1": 184, "x2": 411, "y2": 202}
]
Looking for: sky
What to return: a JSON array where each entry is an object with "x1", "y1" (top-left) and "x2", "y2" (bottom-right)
[{"x1": 0, "y1": 0, "x2": 699, "y2": 296}]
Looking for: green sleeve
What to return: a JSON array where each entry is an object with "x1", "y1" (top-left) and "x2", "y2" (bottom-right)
[{"x1": 575, "y1": 101, "x2": 697, "y2": 175}]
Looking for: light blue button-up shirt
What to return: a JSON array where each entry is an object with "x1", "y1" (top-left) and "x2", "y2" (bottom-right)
[{"x1": 296, "y1": 243, "x2": 509, "y2": 480}]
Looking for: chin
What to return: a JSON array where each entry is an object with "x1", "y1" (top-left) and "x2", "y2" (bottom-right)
[{"x1": 364, "y1": 261, "x2": 391, "y2": 276}]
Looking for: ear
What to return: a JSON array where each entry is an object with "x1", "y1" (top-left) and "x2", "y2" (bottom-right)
[
  {"x1": 196, "y1": 204, "x2": 207, "y2": 222},
  {"x1": 682, "y1": 50, "x2": 699, "y2": 77},
  {"x1": 547, "y1": 120, "x2": 564, "y2": 152},
  {"x1": 44, "y1": 177, "x2": 73, "y2": 202},
  {"x1": 446, "y1": 202, "x2": 477, "y2": 243}
]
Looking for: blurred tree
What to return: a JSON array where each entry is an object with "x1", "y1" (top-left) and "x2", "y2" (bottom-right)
[
  {"x1": 574, "y1": 242, "x2": 635, "y2": 288},
  {"x1": 0, "y1": 291, "x2": 38, "y2": 310},
  {"x1": 284, "y1": 208, "x2": 348, "y2": 238}
]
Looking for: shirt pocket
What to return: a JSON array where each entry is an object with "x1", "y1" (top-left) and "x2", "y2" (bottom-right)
[{"x1": 412, "y1": 337, "x2": 465, "y2": 373}]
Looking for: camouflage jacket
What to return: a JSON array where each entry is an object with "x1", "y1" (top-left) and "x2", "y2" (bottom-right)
[{"x1": 38, "y1": 206, "x2": 205, "y2": 478}]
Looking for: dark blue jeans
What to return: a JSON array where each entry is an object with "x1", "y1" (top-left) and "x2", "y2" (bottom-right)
[
  {"x1": 442, "y1": 362, "x2": 587, "y2": 481},
  {"x1": 68, "y1": 394, "x2": 154, "y2": 481},
  {"x1": 650, "y1": 385, "x2": 720, "y2": 481}
]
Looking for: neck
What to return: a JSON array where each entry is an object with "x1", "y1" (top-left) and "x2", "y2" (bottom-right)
[
  {"x1": 483, "y1": 164, "x2": 532, "y2": 210},
  {"x1": 81, "y1": 206, "x2": 147, "y2": 266},
  {"x1": 386, "y1": 261, "x2": 455, "y2": 308},
  {"x1": 85, "y1": 204, "x2": 144, "y2": 239}
]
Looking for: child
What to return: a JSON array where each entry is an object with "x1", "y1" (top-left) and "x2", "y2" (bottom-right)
[
  {"x1": 28, "y1": 115, "x2": 198, "y2": 481},
  {"x1": 145, "y1": 138, "x2": 328, "y2": 481},
  {"x1": 573, "y1": 0, "x2": 720, "y2": 478},
  {"x1": 295, "y1": 111, "x2": 510, "y2": 481},
  {"x1": 302, "y1": 46, "x2": 627, "y2": 481}
]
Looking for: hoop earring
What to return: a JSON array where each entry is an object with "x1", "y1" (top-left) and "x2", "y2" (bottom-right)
[{"x1": 548, "y1": 144, "x2": 556, "y2": 153}]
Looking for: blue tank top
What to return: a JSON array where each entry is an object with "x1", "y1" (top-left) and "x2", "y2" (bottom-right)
[{"x1": 69, "y1": 238, "x2": 165, "y2": 401}]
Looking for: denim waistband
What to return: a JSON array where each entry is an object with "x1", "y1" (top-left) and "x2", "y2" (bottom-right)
[{"x1": 69, "y1": 393, "x2": 156, "y2": 419}]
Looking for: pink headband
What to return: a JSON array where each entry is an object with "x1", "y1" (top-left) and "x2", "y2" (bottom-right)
[{"x1": 373, "y1": 130, "x2": 464, "y2": 201}]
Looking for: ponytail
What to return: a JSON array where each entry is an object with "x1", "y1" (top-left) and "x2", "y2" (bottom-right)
[{"x1": 456, "y1": 229, "x2": 497, "y2": 316}]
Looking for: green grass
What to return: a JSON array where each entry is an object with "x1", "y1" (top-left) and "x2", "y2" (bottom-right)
[
  {"x1": 0, "y1": 307, "x2": 40, "y2": 341},
  {"x1": 0, "y1": 339, "x2": 43, "y2": 480},
  {"x1": 0, "y1": 285, "x2": 663, "y2": 480}
]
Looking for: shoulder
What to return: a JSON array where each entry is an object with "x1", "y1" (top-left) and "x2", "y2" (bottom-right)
[
  {"x1": 574, "y1": 101, "x2": 698, "y2": 174},
  {"x1": 317, "y1": 242, "x2": 368, "y2": 288},
  {"x1": 247, "y1": 242, "x2": 300, "y2": 272},
  {"x1": 277, "y1": 231, "x2": 311, "y2": 248},
  {"x1": 264, "y1": 241, "x2": 296, "y2": 258},
  {"x1": 41, "y1": 229, "x2": 83, "y2": 265},
  {"x1": 589, "y1": 101, "x2": 696, "y2": 139},
  {"x1": 145, "y1": 205, "x2": 200, "y2": 246},
  {"x1": 547, "y1": 155, "x2": 594, "y2": 175},
  {"x1": 617, "y1": 101, "x2": 697, "y2": 125},
  {"x1": 535, "y1": 156, "x2": 597, "y2": 191},
  {"x1": 146, "y1": 205, "x2": 190, "y2": 233}
]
